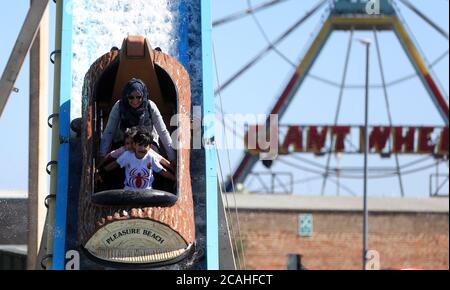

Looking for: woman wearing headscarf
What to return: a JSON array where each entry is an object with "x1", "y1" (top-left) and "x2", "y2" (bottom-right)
[{"x1": 99, "y1": 78, "x2": 176, "y2": 162}]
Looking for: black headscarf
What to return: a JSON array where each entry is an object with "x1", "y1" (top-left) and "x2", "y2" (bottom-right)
[{"x1": 119, "y1": 78, "x2": 152, "y2": 132}]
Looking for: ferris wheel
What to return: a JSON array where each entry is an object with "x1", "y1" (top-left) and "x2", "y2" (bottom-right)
[{"x1": 212, "y1": 0, "x2": 449, "y2": 197}]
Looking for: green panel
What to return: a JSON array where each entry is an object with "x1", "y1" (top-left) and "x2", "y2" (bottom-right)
[{"x1": 298, "y1": 214, "x2": 313, "y2": 237}]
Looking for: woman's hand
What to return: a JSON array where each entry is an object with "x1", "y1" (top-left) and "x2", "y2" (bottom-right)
[
  {"x1": 170, "y1": 160, "x2": 177, "y2": 173},
  {"x1": 95, "y1": 168, "x2": 104, "y2": 184}
]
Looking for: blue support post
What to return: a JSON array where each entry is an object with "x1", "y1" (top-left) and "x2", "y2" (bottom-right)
[
  {"x1": 201, "y1": 0, "x2": 219, "y2": 270},
  {"x1": 177, "y1": 0, "x2": 189, "y2": 68},
  {"x1": 53, "y1": 0, "x2": 73, "y2": 270}
]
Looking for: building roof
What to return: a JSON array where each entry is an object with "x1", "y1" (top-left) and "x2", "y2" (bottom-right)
[
  {"x1": 223, "y1": 194, "x2": 449, "y2": 213},
  {"x1": 0, "y1": 191, "x2": 27, "y2": 199},
  {"x1": 0, "y1": 245, "x2": 27, "y2": 256}
]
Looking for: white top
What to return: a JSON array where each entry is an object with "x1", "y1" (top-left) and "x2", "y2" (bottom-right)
[
  {"x1": 110, "y1": 146, "x2": 127, "y2": 159},
  {"x1": 111, "y1": 146, "x2": 163, "y2": 163},
  {"x1": 116, "y1": 151, "x2": 164, "y2": 190}
]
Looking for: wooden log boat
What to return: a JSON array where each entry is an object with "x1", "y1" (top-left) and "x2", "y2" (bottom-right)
[{"x1": 77, "y1": 35, "x2": 195, "y2": 267}]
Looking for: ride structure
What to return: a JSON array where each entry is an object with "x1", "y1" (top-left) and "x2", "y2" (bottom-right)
[
  {"x1": 0, "y1": 0, "x2": 220, "y2": 270},
  {"x1": 50, "y1": 0, "x2": 219, "y2": 270},
  {"x1": 218, "y1": 0, "x2": 449, "y2": 195}
]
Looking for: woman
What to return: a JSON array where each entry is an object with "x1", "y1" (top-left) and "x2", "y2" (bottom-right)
[{"x1": 99, "y1": 78, "x2": 176, "y2": 162}]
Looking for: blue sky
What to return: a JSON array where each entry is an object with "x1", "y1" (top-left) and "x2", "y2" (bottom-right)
[
  {"x1": 0, "y1": 0, "x2": 448, "y2": 197},
  {"x1": 0, "y1": 1, "x2": 55, "y2": 193}
]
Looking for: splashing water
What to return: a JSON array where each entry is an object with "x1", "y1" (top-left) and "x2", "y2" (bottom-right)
[{"x1": 70, "y1": 0, "x2": 182, "y2": 119}]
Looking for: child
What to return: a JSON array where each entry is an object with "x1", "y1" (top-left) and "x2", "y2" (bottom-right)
[
  {"x1": 100, "y1": 130, "x2": 176, "y2": 190},
  {"x1": 98, "y1": 126, "x2": 173, "y2": 172},
  {"x1": 97, "y1": 127, "x2": 138, "y2": 170}
]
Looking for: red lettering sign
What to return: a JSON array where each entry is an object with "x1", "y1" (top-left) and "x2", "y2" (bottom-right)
[
  {"x1": 332, "y1": 126, "x2": 351, "y2": 152},
  {"x1": 244, "y1": 125, "x2": 448, "y2": 158},
  {"x1": 280, "y1": 125, "x2": 303, "y2": 154},
  {"x1": 359, "y1": 126, "x2": 392, "y2": 153},
  {"x1": 393, "y1": 127, "x2": 415, "y2": 153},
  {"x1": 438, "y1": 127, "x2": 449, "y2": 156},
  {"x1": 417, "y1": 127, "x2": 435, "y2": 154},
  {"x1": 370, "y1": 126, "x2": 391, "y2": 153},
  {"x1": 307, "y1": 126, "x2": 328, "y2": 153}
]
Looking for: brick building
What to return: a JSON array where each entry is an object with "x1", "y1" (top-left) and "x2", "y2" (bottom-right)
[
  {"x1": 1, "y1": 192, "x2": 448, "y2": 270},
  {"x1": 225, "y1": 194, "x2": 449, "y2": 270}
]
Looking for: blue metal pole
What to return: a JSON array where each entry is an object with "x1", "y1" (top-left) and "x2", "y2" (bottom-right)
[
  {"x1": 201, "y1": 0, "x2": 219, "y2": 270},
  {"x1": 177, "y1": 0, "x2": 189, "y2": 68},
  {"x1": 362, "y1": 41, "x2": 371, "y2": 271},
  {"x1": 53, "y1": 0, "x2": 73, "y2": 270}
]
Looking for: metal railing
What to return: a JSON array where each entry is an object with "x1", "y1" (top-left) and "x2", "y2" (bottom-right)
[
  {"x1": 429, "y1": 174, "x2": 449, "y2": 197},
  {"x1": 246, "y1": 172, "x2": 294, "y2": 194}
]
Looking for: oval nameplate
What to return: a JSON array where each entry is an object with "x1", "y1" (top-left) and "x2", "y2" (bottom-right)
[{"x1": 85, "y1": 219, "x2": 188, "y2": 264}]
